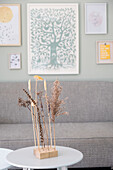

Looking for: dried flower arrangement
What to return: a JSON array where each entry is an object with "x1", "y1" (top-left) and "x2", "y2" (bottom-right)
[{"x1": 18, "y1": 76, "x2": 68, "y2": 159}]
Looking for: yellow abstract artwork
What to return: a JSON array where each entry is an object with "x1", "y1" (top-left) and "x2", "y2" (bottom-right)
[
  {"x1": 97, "y1": 41, "x2": 113, "y2": 64},
  {"x1": 100, "y1": 44, "x2": 110, "y2": 60},
  {"x1": 0, "y1": 7, "x2": 13, "y2": 23}
]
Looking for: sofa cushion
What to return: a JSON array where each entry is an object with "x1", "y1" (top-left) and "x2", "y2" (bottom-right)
[
  {"x1": 1, "y1": 122, "x2": 113, "y2": 168},
  {"x1": 1, "y1": 137, "x2": 113, "y2": 168},
  {"x1": 0, "y1": 81, "x2": 113, "y2": 123},
  {"x1": 0, "y1": 122, "x2": 113, "y2": 142},
  {"x1": 55, "y1": 122, "x2": 113, "y2": 139}
]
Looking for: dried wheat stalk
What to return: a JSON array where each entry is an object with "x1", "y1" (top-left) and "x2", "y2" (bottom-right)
[
  {"x1": 45, "y1": 90, "x2": 53, "y2": 148},
  {"x1": 18, "y1": 97, "x2": 37, "y2": 146},
  {"x1": 37, "y1": 91, "x2": 49, "y2": 147},
  {"x1": 34, "y1": 79, "x2": 41, "y2": 149},
  {"x1": 23, "y1": 89, "x2": 45, "y2": 146}
]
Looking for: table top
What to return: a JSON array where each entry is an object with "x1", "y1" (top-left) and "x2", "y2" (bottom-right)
[
  {"x1": 0, "y1": 148, "x2": 13, "y2": 169},
  {"x1": 6, "y1": 146, "x2": 83, "y2": 169}
]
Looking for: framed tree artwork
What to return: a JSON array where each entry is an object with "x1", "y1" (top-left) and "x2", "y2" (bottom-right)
[
  {"x1": 27, "y1": 3, "x2": 79, "y2": 74},
  {"x1": 96, "y1": 41, "x2": 113, "y2": 64},
  {"x1": 0, "y1": 4, "x2": 21, "y2": 46}
]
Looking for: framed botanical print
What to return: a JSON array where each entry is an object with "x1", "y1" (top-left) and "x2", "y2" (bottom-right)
[
  {"x1": 85, "y1": 3, "x2": 107, "y2": 34},
  {"x1": 9, "y1": 53, "x2": 21, "y2": 69},
  {"x1": 96, "y1": 41, "x2": 113, "y2": 64},
  {"x1": 27, "y1": 3, "x2": 79, "y2": 74},
  {"x1": 0, "y1": 4, "x2": 21, "y2": 46}
]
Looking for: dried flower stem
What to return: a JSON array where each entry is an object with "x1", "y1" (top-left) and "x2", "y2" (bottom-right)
[
  {"x1": 38, "y1": 92, "x2": 49, "y2": 148},
  {"x1": 35, "y1": 79, "x2": 40, "y2": 149},
  {"x1": 28, "y1": 82, "x2": 37, "y2": 148},
  {"x1": 53, "y1": 122, "x2": 56, "y2": 149},
  {"x1": 45, "y1": 91, "x2": 53, "y2": 148},
  {"x1": 23, "y1": 89, "x2": 45, "y2": 146},
  {"x1": 33, "y1": 105, "x2": 40, "y2": 150},
  {"x1": 30, "y1": 101, "x2": 37, "y2": 148},
  {"x1": 50, "y1": 80, "x2": 68, "y2": 149}
]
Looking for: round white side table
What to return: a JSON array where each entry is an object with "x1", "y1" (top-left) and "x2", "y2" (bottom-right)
[
  {"x1": 0, "y1": 148, "x2": 13, "y2": 170},
  {"x1": 6, "y1": 146, "x2": 83, "y2": 170}
]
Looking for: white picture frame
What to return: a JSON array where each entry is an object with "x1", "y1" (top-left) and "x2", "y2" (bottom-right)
[
  {"x1": 85, "y1": 3, "x2": 107, "y2": 34},
  {"x1": 96, "y1": 41, "x2": 113, "y2": 64},
  {"x1": 9, "y1": 53, "x2": 21, "y2": 69},
  {"x1": 0, "y1": 4, "x2": 21, "y2": 46},
  {"x1": 27, "y1": 3, "x2": 79, "y2": 75}
]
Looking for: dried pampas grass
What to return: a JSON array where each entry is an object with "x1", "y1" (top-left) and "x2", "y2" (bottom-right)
[{"x1": 50, "y1": 80, "x2": 68, "y2": 122}]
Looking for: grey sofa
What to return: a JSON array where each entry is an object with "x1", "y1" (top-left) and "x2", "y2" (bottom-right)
[{"x1": 0, "y1": 81, "x2": 113, "y2": 168}]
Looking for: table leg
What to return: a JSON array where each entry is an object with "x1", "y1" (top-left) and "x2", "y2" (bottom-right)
[
  {"x1": 4, "y1": 166, "x2": 13, "y2": 170},
  {"x1": 57, "y1": 167, "x2": 68, "y2": 170}
]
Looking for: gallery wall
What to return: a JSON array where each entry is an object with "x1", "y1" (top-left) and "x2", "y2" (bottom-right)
[{"x1": 0, "y1": 0, "x2": 113, "y2": 82}]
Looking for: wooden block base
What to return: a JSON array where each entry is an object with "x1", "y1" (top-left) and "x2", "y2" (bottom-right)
[{"x1": 34, "y1": 147, "x2": 58, "y2": 159}]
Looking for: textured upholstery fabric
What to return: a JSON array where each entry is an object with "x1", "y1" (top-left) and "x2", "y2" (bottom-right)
[
  {"x1": 0, "y1": 81, "x2": 113, "y2": 123},
  {"x1": 0, "y1": 138, "x2": 113, "y2": 168},
  {"x1": 57, "y1": 138, "x2": 113, "y2": 168},
  {"x1": 0, "y1": 82, "x2": 31, "y2": 124},
  {"x1": 0, "y1": 123, "x2": 113, "y2": 167},
  {"x1": 0, "y1": 81, "x2": 113, "y2": 168},
  {"x1": 0, "y1": 122, "x2": 113, "y2": 141}
]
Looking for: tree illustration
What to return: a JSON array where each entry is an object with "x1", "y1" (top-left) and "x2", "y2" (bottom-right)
[{"x1": 30, "y1": 8, "x2": 77, "y2": 70}]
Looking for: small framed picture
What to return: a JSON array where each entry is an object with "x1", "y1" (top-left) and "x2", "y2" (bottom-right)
[
  {"x1": 85, "y1": 3, "x2": 107, "y2": 34},
  {"x1": 0, "y1": 4, "x2": 21, "y2": 46},
  {"x1": 96, "y1": 41, "x2": 113, "y2": 64},
  {"x1": 9, "y1": 53, "x2": 21, "y2": 69}
]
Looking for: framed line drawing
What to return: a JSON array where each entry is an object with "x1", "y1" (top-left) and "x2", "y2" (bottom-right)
[
  {"x1": 96, "y1": 41, "x2": 113, "y2": 64},
  {"x1": 9, "y1": 53, "x2": 21, "y2": 69},
  {"x1": 85, "y1": 3, "x2": 107, "y2": 34},
  {"x1": 27, "y1": 3, "x2": 79, "y2": 74},
  {"x1": 0, "y1": 4, "x2": 21, "y2": 46}
]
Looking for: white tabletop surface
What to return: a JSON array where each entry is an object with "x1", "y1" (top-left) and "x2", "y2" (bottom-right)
[
  {"x1": 6, "y1": 146, "x2": 83, "y2": 169},
  {"x1": 0, "y1": 148, "x2": 13, "y2": 169}
]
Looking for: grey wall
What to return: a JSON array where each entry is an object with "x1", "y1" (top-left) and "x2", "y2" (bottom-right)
[{"x1": 0, "y1": 0, "x2": 113, "y2": 82}]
